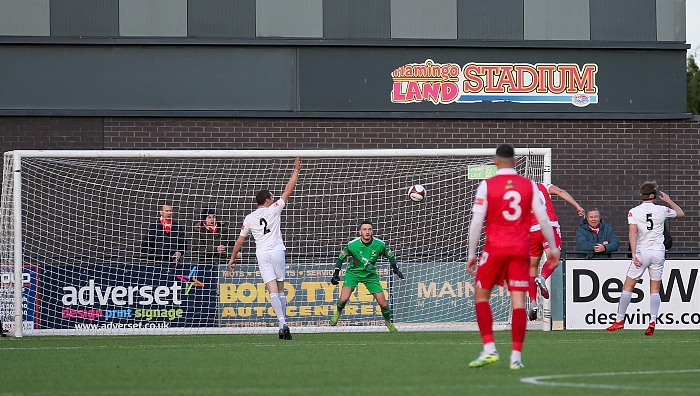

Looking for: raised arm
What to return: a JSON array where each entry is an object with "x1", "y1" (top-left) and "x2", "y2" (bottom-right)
[
  {"x1": 549, "y1": 184, "x2": 585, "y2": 216},
  {"x1": 658, "y1": 190, "x2": 684, "y2": 218},
  {"x1": 281, "y1": 157, "x2": 301, "y2": 202}
]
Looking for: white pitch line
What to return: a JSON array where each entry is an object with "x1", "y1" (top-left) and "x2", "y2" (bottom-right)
[{"x1": 521, "y1": 369, "x2": 700, "y2": 392}]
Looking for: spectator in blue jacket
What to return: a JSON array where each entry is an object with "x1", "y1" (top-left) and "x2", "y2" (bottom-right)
[{"x1": 576, "y1": 208, "x2": 619, "y2": 258}]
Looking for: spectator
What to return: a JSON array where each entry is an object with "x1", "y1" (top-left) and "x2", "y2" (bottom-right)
[
  {"x1": 141, "y1": 203, "x2": 186, "y2": 264},
  {"x1": 192, "y1": 208, "x2": 234, "y2": 262},
  {"x1": 576, "y1": 208, "x2": 620, "y2": 258}
]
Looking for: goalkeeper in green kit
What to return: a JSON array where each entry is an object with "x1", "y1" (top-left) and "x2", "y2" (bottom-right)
[{"x1": 329, "y1": 221, "x2": 405, "y2": 332}]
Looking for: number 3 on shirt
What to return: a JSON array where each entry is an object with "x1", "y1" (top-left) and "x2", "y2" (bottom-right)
[{"x1": 502, "y1": 190, "x2": 522, "y2": 221}]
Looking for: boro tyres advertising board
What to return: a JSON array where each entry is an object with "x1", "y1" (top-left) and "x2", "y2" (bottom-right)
[
  {"x1": 565, "y1": 260, "x2": 700, "y2": 330},
  {"x1": 219, "y1": 261, "x2": 506, "y2": 326},
  {"x1": 40, "y1": 263, "x2": 216, "y2": 329},
  {"x1": 219, "y1": 264, "x2": 391, "y2": 327}
]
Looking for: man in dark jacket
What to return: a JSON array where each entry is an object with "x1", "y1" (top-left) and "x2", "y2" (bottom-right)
[
  {"x1": 141, "y1": 203, "x2": 186, "y2": 264},
  {"x1": 576, "y1": 208, "x2": 619, "y2": 258},
  {"x1": 192, "y1": 208, "x2": 234, "y2": 259}
]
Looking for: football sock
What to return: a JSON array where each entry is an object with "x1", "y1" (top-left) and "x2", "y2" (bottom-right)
[
  {"x1": 475, "y1": 301, "x2": 495, "y2": 344},
  {"x1": 510, "y1": 350, "x2": 522, "y2": 365},
  {"x1": 381, "y1": 306, "x2": 391, "y2": 321},
  {"x1": 528, "y1": 276, "x2": 537, "y2": 301},
  {"x1": 650, "y1": 292, "x2": 661, "y2": 322},
  {"x1": 511, "y1": 308, "x2": 526, "y2": 352},
  {"x1": 336, "y1": 300, "x2": 346, "y2": 312},
  {"x1": 541, "y1": 262, "x2": 555, "y2": 280},
  {"x1": 269, "y1": 293, "x2": 286, "y2": 328},
  {"x1": 278, "y1": 293, "x2": 288, "y2": 316},
  {"x1": 484, "y1": 342, "x2": 497, "y2": 355},
  {"x1": 616, "y1": 290, "x2": 632, "y2": 322}
]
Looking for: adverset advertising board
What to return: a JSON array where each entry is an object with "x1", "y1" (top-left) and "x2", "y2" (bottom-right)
[
  {"x1": 565, "y1": 260, "x2": 700, "y2": 330},
  {"x1": 39, "y1": 262, "x2": 217, "y2": 330}
]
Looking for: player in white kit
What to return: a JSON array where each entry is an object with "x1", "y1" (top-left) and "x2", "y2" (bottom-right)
[
  {"x1": 606, "y1": 181, "x2": 684, "y2": 335},
  {"x1": 229, "y1": 157, "x2": 301, "y2": 340}
]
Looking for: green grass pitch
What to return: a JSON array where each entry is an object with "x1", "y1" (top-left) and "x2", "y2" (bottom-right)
[{"x1": 1, "y1": 330, "x2": 699, "y2": 395}]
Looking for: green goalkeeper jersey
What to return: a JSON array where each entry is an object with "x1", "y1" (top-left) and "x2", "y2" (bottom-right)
[{"x1": 335, "y1": 237, "x2": 397, "y2": 275}]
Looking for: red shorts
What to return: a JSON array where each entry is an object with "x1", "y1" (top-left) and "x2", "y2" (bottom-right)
[
  {"x1": 474, "y1": 250, "x2": 530, "y2": 291},
  {"x1": 529, "y1": 226, "x2": 562, "y2": 257}
]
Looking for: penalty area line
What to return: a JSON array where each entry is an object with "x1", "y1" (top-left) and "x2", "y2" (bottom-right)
[{"x1": 521, "y1": 369, "x2": 700, "y2": 392}]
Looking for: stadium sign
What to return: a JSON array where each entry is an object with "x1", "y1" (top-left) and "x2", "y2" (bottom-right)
[
  {"x1": 565, "y1": 260, "x2": 700, "y2": 329},
  {"x1": 391, "y1": 59, "x2": 598, "y2": 107}
]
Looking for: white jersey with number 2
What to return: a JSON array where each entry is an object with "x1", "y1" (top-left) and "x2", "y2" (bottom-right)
[
  {"x1": 240, "y1": 198, "x2": 286, "y2": 253},
  {"x1": 627, "y1": 202, "x2": 677, "y2": 251}
]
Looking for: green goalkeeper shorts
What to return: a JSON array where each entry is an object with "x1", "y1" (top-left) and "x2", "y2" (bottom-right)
[{"x1": 342, "y1": 270, "x2": 384, "y2": 294}]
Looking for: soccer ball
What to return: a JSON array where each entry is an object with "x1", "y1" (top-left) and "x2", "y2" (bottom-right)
[{"x1": 407, "y1": 185, "x2": 426, "y2": 202}]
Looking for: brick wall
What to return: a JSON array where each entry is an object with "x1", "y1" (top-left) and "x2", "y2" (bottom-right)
[{"x1": 2, "y1": 116, "x2": 698, "y2": 252}]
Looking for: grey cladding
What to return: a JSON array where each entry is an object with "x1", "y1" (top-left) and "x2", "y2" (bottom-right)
[
  {"x1": 323, "y1": 0, "x2": 391, "y2": 39},
  {"x1": 50, "y1": 0, "x2": 119, "y2": 37},
  {"x1": 524, "y1": 0, "x2": 590, "y2": 40},
  {"x1": 188, "y1": 0, "x2": 256, "y2": 38},
  {"x1": 256, "y1": 0, "x2": 323, "y2": 38},
  {"x1": 391, "y1": 0, "x2": 457, "y2": 39},
  {"x1": 590, "y1": 0, "x2": 657, "y2": 41},
  {"x1": 0, "y1": 0, "x2": 50, "y2": 36},
  {"x1": 458, "y1": 0, "x2": 524, "y2": 40}
]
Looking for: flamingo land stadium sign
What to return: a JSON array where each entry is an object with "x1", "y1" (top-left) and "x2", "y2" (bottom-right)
[{"x1": 391, "y1": 59, "x2": 598, "y2": 107}]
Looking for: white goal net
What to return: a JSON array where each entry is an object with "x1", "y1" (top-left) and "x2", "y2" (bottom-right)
[{"x1": 0, "y1": 149, "x2": 550, "y2": 336}]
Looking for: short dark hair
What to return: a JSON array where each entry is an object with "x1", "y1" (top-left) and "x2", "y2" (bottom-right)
[
  {"x1": 201, "y1": 208, "x2": 216, "y2": 220},
  {"x1": 359, "y1": 220, "x2": 373, "y2": 229},
  {"x1": 256, "y1": 190, "x2": 272, "y2": 205},
  {"x1": 495, "y1": 143, "x2": 515, "y2": 159},
  {"x1": 640, "y1": 181, "x2": 657, "y2": 200}
]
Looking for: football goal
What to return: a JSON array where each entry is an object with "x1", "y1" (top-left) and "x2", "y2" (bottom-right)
[{"x1": 0, "y1": 149, "x2": 551, "y2": 336}]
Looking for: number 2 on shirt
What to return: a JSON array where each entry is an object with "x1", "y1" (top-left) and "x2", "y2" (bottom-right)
[
  {"x1": 502, "y1": 190, "x2": 522, "y2": 221},
  {"x1": 260, "y1": 218, "x2": 271, "y2": 234}
]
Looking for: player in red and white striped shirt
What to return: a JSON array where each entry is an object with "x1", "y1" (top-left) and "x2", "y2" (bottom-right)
[{"x1": 467, "y1": 144, "x2": 559, "y2": 370}]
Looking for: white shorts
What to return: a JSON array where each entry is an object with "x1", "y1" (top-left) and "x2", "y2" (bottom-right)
[
  {"x1": 257, "y1": 250, "x2": 286, "y2": 284},
  {"x1": 627, "y1": 250, "x2": 665, "y2": 281}
]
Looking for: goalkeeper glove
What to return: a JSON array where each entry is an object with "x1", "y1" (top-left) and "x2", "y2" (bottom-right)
[
  {"x1": 330, "y1": 268, "x2": 341, "y2": 285},
  {"x1": 391, "y1": 265, "x2": 405, "y2": 279}
]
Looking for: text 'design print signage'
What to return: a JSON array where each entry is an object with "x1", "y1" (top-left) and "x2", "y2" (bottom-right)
[
  {"x1": 39, "y1": 263, "x2": 217, "y2": 330},
  {"x1": 391, "y1": 59, "x2": 598, "y2": 107},
  {"x1": 566, "y1": 260, "x2": 700, "y2": 330}
]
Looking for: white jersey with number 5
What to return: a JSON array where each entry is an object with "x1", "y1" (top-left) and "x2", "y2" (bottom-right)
[
  {"x1": 240, "y1": 198, "x2": 286, "y2": 253},
  {"x1": 627, "y1": 202, "x2": 677, "y2": 251}
]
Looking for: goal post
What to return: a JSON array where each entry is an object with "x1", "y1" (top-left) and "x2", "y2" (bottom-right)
[{"x1": 1, "y1": 149, "x2": 551, "y2": 336}]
